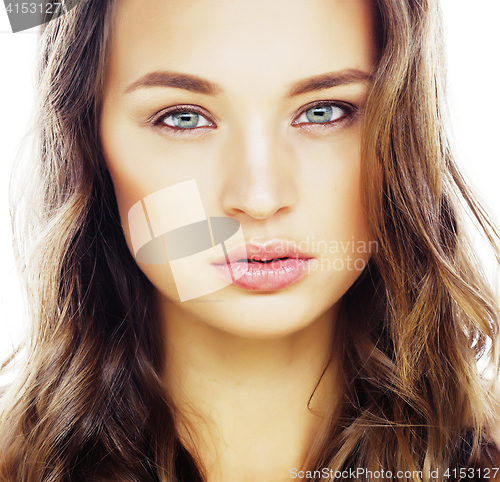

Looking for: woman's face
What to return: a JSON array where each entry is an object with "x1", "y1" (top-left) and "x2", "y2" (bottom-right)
[{"x1": 100, "y1": 0, "x2": 377, "y2": 338}]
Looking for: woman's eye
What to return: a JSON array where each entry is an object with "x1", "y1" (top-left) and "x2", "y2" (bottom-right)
[
  {"x1": 158, "y1": 110, "x2": 213, "y2": 129},
  {"x1": 294, "y1": 104, "x2": 349, "y2": 125},
  {"x1": 153, "y1": 103, "x2": 352, "y2": 131}
]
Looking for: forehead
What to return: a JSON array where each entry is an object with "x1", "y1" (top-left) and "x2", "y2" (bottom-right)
[{"x1": 106, "y1": 0, "x2": 376, "y2": 95}]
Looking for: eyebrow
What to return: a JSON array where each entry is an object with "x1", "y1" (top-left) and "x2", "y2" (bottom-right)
[
  {"x1": 125, "y1": 71, "x2": 223, "y2": 95},
  {"x1": 124, "y1": 68, "x2": 372, "y2": 96},
  {"x1": 286, "y1": 69, "x2": 373, "y2": 97}
]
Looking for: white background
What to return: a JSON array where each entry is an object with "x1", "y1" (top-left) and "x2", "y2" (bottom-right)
[{"x1": 0, "y1": 2, "x2": 499, "y2": 363}]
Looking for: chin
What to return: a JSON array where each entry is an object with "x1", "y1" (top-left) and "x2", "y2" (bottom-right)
[{"x1": 168, "y1": 286, "x2": 337, "y2": 339}]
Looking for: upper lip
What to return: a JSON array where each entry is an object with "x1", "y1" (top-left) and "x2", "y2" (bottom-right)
[{"x1": 212, "y1": 240, "x2": 314, "y2": 265}]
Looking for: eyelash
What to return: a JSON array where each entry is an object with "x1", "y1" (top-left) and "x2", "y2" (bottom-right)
[
  {"x1": 151, "y1": 101, "x2": 357, "y2": 133},
  {"x1": 292, "y1": 100, "x2": 357, "y2": 127},
  {"x1": 151, "y1": 105, "x2": 215, "y2": 133}
]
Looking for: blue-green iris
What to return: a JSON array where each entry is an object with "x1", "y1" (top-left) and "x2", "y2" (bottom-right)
[
  {"x1": 172, "y1": 112, "x2": 200, "y2": 128},
  {"x1": 305, "y1": 105, "x2": 335, "y2": 123}
]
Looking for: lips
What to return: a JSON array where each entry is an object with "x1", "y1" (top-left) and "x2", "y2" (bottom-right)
[{"x1": 211, "y1": 240, "x2": 315, "y2": 290}]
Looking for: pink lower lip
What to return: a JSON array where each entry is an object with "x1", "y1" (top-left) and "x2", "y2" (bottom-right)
[{"x1": 212, "y1": 257, "x2": 313, "y2": 291}]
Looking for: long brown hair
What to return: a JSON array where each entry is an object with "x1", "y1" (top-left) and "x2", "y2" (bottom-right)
[{"x1": 1, "y1": 0, "x2": 499, "y2": 480}]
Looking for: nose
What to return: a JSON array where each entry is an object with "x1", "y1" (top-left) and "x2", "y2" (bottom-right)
[{"x1": 220, "y1": 121, "x2": 298, "y2": 220}]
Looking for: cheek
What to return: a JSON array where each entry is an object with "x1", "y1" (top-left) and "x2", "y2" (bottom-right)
[
  {"x1": 106, "y1": 167, "x2": 188, "y2": 303},
  {"x1": 101, "y1": 116, "x2": 184, "y2": 302},
  {"x1": 102, "y1": 150, "x2": 145, "y2": 260},
  {"x1": 297, "y1": 128, "x2": 372, "y2": 289},
  {"x1": 298, "y1": 125, "x2": 368, "y2": 235}
]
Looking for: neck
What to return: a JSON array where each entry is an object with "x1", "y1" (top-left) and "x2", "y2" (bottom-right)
[{"x1": 159, "y1": 298, "x2": 341, "y2": 482}]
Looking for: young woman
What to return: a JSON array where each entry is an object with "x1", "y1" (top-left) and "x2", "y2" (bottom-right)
[{"x1": 1, "y1": 0, "x2": 499, "y2": 480}]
